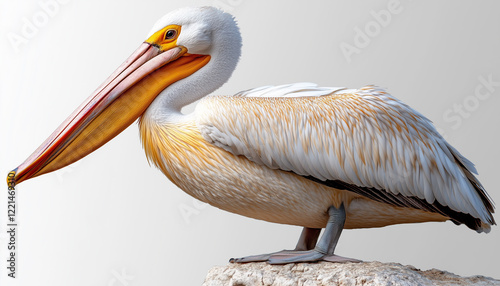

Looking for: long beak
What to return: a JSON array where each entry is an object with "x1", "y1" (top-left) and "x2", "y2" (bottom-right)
[{"x1": 8, "y1": 42, "x2": 210, "y2": 188}]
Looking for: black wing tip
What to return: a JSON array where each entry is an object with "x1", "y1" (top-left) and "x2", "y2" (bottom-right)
[
  {"x1": 451, "y1": 152, "x2": 496, "y2": 223},
  {"x1": 304, "y1": 176, "x2": 494, "y2": 233}
]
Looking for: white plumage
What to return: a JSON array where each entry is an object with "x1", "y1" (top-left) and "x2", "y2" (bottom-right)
[
  {"x1": 196, "y1": 83, "x2": 494, "y2": 229},
  {"x1": 234, "y1": 82, "x2": 349, "y2": 98}
]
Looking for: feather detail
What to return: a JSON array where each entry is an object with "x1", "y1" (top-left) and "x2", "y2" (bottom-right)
[{"x1": 196, "y1": 83, "x2": 495, "y2": 231}]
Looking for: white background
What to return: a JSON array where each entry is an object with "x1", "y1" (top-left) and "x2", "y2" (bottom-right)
[{"x1": 1, "y1": 0, "x2": 499, "y2": 285}]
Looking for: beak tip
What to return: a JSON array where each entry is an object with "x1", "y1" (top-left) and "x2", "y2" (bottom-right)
[{"x1": 7, "y1": 168, "x2": 18, "y2": 189}]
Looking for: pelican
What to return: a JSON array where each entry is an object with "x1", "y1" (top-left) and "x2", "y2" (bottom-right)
[{"x1": 8, "y1": 6, "x2": 495, "y2": 264}]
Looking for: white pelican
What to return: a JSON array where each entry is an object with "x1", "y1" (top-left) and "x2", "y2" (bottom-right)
[{"x1": 8, "y1": 6, "x2": 495, "y2": 264}]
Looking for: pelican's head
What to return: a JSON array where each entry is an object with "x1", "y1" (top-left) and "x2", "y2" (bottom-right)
[
  {"x1": 7, "y1": 6, "x2": 241, "y2": 187},
  {"x1": 148, "y1": 6, "x2": 241, "y2": 55}
]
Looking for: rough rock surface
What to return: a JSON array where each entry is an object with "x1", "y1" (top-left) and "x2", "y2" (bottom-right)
[{"x1": 203, "y1": 261, "x2": 500, "y2": 286}]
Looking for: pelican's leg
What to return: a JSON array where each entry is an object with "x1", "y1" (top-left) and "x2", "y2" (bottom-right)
[
  {"x1": 230, "y1": 204, "x2": 360, "y2": 264},
  {"x1": 294, "y1": 227, "x2": 321, "y2": 251},
  {"x1": 268, "y1": 204, "x2": 361, "y2": 264},
  {"x1": 229, "y1": 227, "x2": 321, "y2": 263}
]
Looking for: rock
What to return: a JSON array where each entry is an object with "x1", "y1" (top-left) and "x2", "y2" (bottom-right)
[{"x1": 203, "y1": 261, "x2": 500, "y2": 286}]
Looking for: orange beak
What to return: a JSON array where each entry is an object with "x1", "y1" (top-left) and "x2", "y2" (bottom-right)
[{"x1": 8, "y1": 35, "x2": 210, "y2": 188}]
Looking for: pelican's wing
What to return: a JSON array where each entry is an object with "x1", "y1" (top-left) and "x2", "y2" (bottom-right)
[{"x1": 196, "y1": 83, "x2": 495, "y2": 231}]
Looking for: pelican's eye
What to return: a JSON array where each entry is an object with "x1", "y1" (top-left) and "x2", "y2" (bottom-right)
[{"x1": 164, "y1": 29, "x2": 178, "y2": 40}]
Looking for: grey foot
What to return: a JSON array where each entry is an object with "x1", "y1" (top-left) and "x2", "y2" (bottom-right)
[
  {"x1": 269, "y1": 250, "x2": 361, "y2": 264},
  {"x1": 230, "y1": 227, "x2": 321, "y2": 263},
  {"x1": 230, "y1": 204, "x2": 361, "y2": 264},
  {"x1": 230, "y1": 249, "x2": 361, "y2": 264},
  {"x1": 323, "y1": 254, "x2": 362, "y2": 263},
  {"x1": 268, "y1": 249, "x2": 324, "y2": 264},
  {"x1": 229, "y1": 250, "x2": 296, "y2": 263}
]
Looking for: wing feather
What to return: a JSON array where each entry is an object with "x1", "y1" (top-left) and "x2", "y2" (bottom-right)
[{"x1": 196, "y1": 83, "x2": 495, "y2": 231}]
